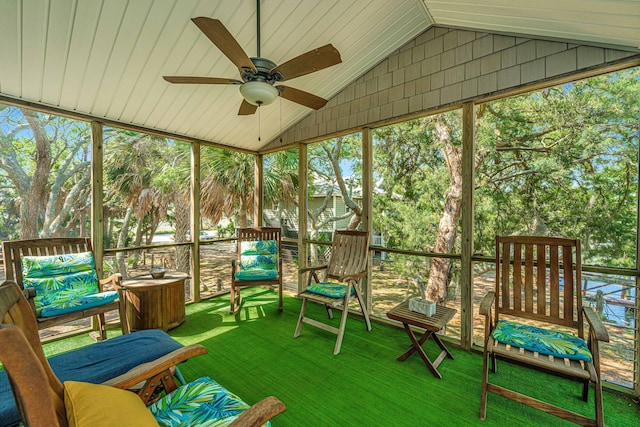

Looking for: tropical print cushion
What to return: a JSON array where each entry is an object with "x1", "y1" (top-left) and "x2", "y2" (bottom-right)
[
  {"x1": 149, "y1": 376, "x2": 270, "y2": 427},
  {"x1": 235, "y1": 268, "x2": 279, "y2": 281},
  {"x1": 238, "y1": 239, "x2": 278, "y2": 281},
  {"x1": 239, "y1": 254, "x2": 277, "y2": 271},
  {"x1": 240, "y1": 240, "x2": 277, "y2": 256},
  {"x1": 39, "y1": 291, "x2": 119, "y2": 317},
  {"x1": 492, "y1": 319, "x2": 592, "y2": 362},
  {"x1": 21, "y1": 252, "x2": 106, "y2": 318},
  {"x1": 22, "y1": 251, "x2": 96, "y2": 277},
  {"x1": 306, "y1": 281, "x2": 356, "y2": 299}
]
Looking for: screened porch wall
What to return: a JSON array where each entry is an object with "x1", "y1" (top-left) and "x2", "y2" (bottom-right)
[{"x1": 265, "y1": 26, "x2": 640, "y2": 395}]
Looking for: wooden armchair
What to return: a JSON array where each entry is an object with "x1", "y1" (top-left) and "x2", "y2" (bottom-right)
[
  {"x1": 0, "y1": 280, "x2": 286, "y2": 427},
  {"x1": 294, "y1": 230, "x2": 371, "y2": 354},
  {"x1": 480, "y1": 236, "x2": 609, "y2": 426},
  {"x1": 230, "y1": 227, "x2": 283, "y2": 314},
  {"x1": 2, "y1": 237, "x2": 128, "y2": 340}
]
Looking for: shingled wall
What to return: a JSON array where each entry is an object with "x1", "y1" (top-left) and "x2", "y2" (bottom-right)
[{"x1": 263, "y1": 26, "x2": 638, "y2": 151}]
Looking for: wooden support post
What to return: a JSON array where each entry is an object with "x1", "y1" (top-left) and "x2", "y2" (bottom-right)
[
  {"x1": 191, "y1": 143, "x2": 201, "y2": 302},
  {"x1": 254, "y1": 154, "x2": 263, "y2": 227},
  {"x1": 460, "y1": 102, "x2": 475, "y2": 350},
  {"x1": 91, "y1": 122, "x2": 104, "y2": 278},
  {"x1": 298, "y1": 143, "x2": 308, "y2": 293},
  {"x1": 362, "y1": 127, "x2": 373, "y2": 313},
  {"x1": 91, "y1": 121, "x2": 104, "y2": 334}
]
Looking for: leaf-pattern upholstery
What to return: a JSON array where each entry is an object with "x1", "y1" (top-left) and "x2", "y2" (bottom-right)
[
  {"x1": 492, "y1": 319, "x2": 593, "y2": 362},
  {"x1": 306, "y1": 282, "x2": 356, "y2": 299},
  {"x1": 235, "y1": 240, "x2": 278, "y2": 281},
  {"x1": 21, "y1": 252, "x2": 118, "y2": 318},
  {"x1": 149, "y1": 376, "x2": 271, "y2": 427}
]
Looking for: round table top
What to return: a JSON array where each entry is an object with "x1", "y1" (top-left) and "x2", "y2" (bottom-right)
[{"x1": 123, "y1": 271, "x2": 190, "y2": 288}]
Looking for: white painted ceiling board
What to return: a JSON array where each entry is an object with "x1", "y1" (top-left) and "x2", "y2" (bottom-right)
[
  {"x1": 0, "y1": 0, "x2": 637, "y2": 152},
  {"x1": 0, "y1": 1, "x2": 22, "y2": 96},
  {"x1": 42, "y1": 2, "x2": 75, "y2": 104},
  {"x1": 424, "y1": 0, "x2": 640, "y2": 49}
]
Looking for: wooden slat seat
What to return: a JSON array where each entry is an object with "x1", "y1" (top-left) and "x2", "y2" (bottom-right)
[{"x1": 294, "y1": 230, "x2": 371, "y2": 355}]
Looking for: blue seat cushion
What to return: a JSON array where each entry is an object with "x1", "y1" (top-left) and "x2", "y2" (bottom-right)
[
  {"x1": 149, "y1": 376, "x2": 270, "y2": 426},
  {"x1": 0, "y1": 330, "x2": 184, "y2": 427},
  {"x1": 492, "y1": 319, "x2": 592, "y2": 362},
  {"x1": 235, "y1": 268, "x2": 279, "y2": 281},
  {"x1": 306, "y1": 282, "x2": 356, "y2": 299}
]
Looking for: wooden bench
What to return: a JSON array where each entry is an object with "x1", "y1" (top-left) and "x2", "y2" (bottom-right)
[{"x1": 2, "y1": 237, "x2": 128, "y2": 339}]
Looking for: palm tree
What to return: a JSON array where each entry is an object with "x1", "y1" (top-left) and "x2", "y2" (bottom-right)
[{"x1": 200, "y1": 148, "x2": 298, "y2": 229}]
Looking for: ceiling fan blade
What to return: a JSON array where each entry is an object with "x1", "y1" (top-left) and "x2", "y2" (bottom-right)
[
  {"x1": 163, "y1": 76, "x2": 242, "y2": 85},
  {"x1": 191, "y1": 17, "x2": 257, "y2": 73},
  {"x1": 270, "y1": 44, "x2": 341, "y2": 81},
  {"x1": 278, "y1": 85, "x2": 328, "y2": 110},
  {"x1": 238, "y1": 99, "x2": 258, "y2": 115}
]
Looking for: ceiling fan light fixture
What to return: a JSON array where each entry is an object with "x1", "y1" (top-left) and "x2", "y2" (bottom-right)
[{"x1": 240, "y1": 81, "x2": 279, "y2": 106}]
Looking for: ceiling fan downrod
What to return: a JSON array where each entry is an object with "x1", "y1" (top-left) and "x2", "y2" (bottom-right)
[{"x1": 256, "y1": 0, "x2": 261, "y2": 58}]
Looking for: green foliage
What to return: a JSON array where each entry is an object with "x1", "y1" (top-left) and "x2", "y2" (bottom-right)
[
  {"x1": 372, "y1": 111, "x2": 462, "y2": 252},
  {"x1": 372, "y1": 67, "x2": 639, "y2": 275},
  {"x1": 474, "y1": 68, "x2": 639, "y2": 267}
]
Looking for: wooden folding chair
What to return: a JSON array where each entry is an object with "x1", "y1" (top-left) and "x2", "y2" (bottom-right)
[
  {"x1": 294, "y1": 230, "x2": 371, "y2": 354},
  {"x1": 480, "y1": 236, "x2": 609, "y2": 426}
]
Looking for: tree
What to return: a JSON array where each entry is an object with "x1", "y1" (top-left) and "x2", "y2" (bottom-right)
[
  {"x1": 373, "y1": 68, "x2": 640, "y2": 302},
  {"x1": 0, "y1": 106, "x2": 91, "y2": 239},
  {"x1": 200, "y1": 148, "x2": 298, "y2": 229},
  {"x1": 306, "y1": 135, "x2": 362, "y2": 245}
]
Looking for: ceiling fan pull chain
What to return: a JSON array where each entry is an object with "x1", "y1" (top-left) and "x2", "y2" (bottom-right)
[
  {"x1": 279, "y1": 97, "x2": 283, "y2": 143},
  {"x1": 258, "y1": 106, "x2": 261, "y2": 142}
]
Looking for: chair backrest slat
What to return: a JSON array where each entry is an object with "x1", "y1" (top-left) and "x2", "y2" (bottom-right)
[
  {"x1": 512, "y1": 243, "x2": 522, "y2": 311},
  {"x1": 326, "y1": 230, "x2": 369, "y2": 280},
  {"x1": 524, "y1": 244, "x2": 534, "y2": 312},
  {"x1": 494, "y1": 236, "x2": 582, "y2": 333},
  {"x1": 536, "y1": 243, "x2": 546, "y2": 315}
]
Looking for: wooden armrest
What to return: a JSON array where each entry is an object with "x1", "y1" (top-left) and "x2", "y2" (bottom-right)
[
  {"x1": 338, "y1": 271, "x2": 368, "y2": 281},
  {"x1": 102, "y1": 344, "x2": 207, "y2": 389},
  {"x1": 583, "y1": 307, "x2": 610, "y2": 342},
  {"x1": 479, "y1": 291, "x2": 495, "y2": 316},
  {"x1": 299, "y1": 265, "x2": 328, "y2": 274},
  {"x1": 229, "y1": 396, "x2": 286, "y2": 427},
  {"x1": 23, "y1": 287, "x2": 37, "y2": 299},
  {"x1": 99, "y1": 273, "x2": 123, "y2": 290}
]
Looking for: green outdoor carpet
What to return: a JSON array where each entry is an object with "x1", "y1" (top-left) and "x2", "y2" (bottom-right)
[{"x1": 43, "y1": 288, "x2": 639, "y2": 426}]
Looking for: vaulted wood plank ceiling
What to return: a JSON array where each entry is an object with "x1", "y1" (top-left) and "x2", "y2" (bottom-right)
[{"x1": 0, "y1": 0, "x2": 638, "y2": 152}]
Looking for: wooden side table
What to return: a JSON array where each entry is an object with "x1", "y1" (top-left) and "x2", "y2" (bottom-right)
[
  {"x1": 387, "y1": 300, "x2": 457, "y2": 379},
  {"x1": 122, "y1": 272, "x2": 188, "y2": 332}
]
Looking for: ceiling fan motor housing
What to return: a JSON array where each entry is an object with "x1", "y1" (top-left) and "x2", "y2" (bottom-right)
[{"x1": 239, "y1": 57, "x2": 283, "y2": 106}]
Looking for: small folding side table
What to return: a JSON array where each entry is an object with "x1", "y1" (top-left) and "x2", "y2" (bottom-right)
[{"x1": 387, "y1": 300, "x2": 457, "y2": 379}]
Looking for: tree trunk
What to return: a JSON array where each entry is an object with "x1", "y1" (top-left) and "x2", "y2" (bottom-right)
[
  {"x1": 20, "y1": 111, "x2": 52, "y2": 238},
  {"x1": 174, "y1": 194, "x2": 191, "y2": 273},
  {"x1": 426, "y1": 121, "x2": 463, "y2": 302},
  {"x1": 116, "y1": 206, "x2": 134, "y2": 280}
]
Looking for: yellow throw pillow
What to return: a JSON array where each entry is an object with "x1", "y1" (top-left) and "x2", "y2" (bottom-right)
[{"x1": 64, "y1": 381, "x2": 158, "y2": 427}]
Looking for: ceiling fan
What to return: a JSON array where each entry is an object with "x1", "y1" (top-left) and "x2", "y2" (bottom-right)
[{"x1": 163, "y1": 1, "x2": 342, "y2": 116}]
